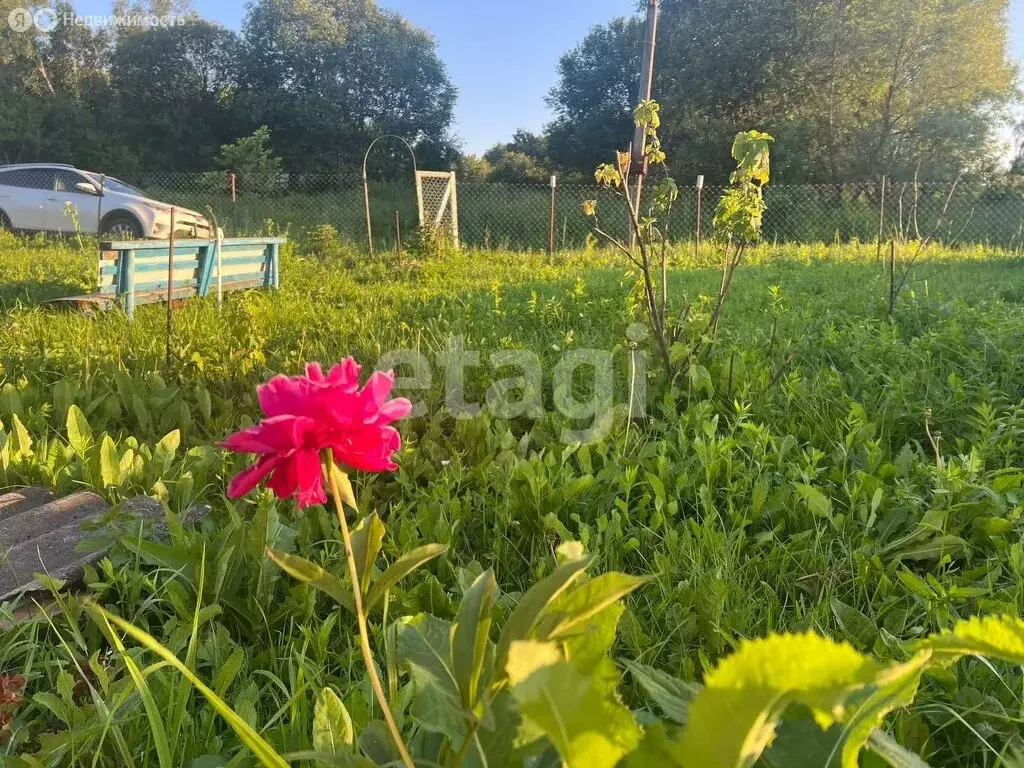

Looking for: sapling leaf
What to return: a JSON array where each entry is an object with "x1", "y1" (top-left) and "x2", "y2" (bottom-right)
[
  {"x1": 395, "y1": 614, "x2": 469, "y2": 740},
  {"x1": 349, "y1": 512, "x2": 386, "y2": 597},
  {"x1": 507, "y1": 640, "x2": 642, "y2": 768},
  {"x1": 677, "y1": 632, "x2": 882, "y2": 768},
  {"x1": 925, "y1": 614, "x2": 1024, "y2": 666},
  {"x1": 494, "y1": 551, "x2": 592, "y2": 677},
  {"x1": 452, "y1": 568, "x2": 497, "y2": 708},
  {"x1": 365, "y1": 543, "x2": 448, "y2": 613},
  {"x1": 66, "y1": 404, "x2": 92, "y2": 457},
  {"x1": 266, "y1": 548, "x2": 354, "y2": 613},
  {"x1": 313, "y1": 687, "x2": 354, "y2": 755}
]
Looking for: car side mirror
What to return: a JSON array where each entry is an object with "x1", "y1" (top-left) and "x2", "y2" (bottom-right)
[{"x1": 75, "y1": 181, "x2": 100, "y2": 196}]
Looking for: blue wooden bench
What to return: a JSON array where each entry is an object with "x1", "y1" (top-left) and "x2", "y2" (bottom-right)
[{"x1": 51, "y1": 237, "x2": 285, "y2": 319}]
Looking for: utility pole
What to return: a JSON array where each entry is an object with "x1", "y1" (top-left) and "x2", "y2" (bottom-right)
[{"x1": 629, "y1": 0, "x2": 660, "y2": 218}]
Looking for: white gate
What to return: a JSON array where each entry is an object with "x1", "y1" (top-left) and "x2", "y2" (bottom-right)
[{"x1": 416, "y1": 171, "x2": 459, "y2": 247}]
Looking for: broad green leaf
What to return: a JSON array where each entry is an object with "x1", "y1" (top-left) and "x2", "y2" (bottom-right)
[
  {"x1": 892, "y1": 536, "x2": 969, "y2": 563},
  {"x1": 925, "y1": 614, "x2": 1024, "y2": 666},
  {"x1": 86, "y1": 603, "x2": 289, "y2": 768},
  {"x1": 358, "y1": 721, "x2": 402, "y2": 766},
  {"x1": 830, "y1": 598, "x2": 879, "y2": 651},
  {"x1": 121, "y1": 537, "x2": 198, "y2": 574},
  {"x1": 313, "y1": 687, "x2": 354, "y2": 755},
  {"x1": 10, "y1": 413, "x2": 32, "y2": 459},
  {"x1": 66, "y1": 404, "x2": 92, "y2": 457},
  {"x1": 452, "y1": 569, "x2": 496, "y2": 709},
  {"x1": 100, "y1": 434, "x2": 119, "y2": 487},
  {"x1": 762, "y1": 716, "x2": 844, "y2": 768},
  {"x1": 624, "y1": 660, "x2": 698, "y2": 725},
  {"x1": 395, "y1": 614, "x2": 468, "y2": 740},
  {"x1": 349, "y1": 512, "x2": 386, "y2": 596},
  {"x1": 476, "y1": 689, "x2": 519, "y2": 768},
  {"x1": 507, "y1": 640, "x2": 642, "y2": 768},
  {"x1": 494, "y1": 553, "x2": 593, "y2": 676},
  {"x1": 677, "y1": 632, "x2": 881, "y2": 768},
  {"x1": 153, "y1": 429, "x2": 181, "y2": 473},
  {"x1": 794, "y1": 483, "x2": 832, "y2": 517},
  {"x1": 266, "y1": 549, "x2": 354, "y2": 613},
  {"x1": 365, "y1": 543, "x2": 448, "y2": 613},
  {"x1": 557, "y1": 601, "x2": 624, "y2": 697}
]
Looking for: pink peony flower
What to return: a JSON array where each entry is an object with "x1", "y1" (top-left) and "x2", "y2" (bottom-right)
[{"x1": 220, "y1": 359, "x2": 412, "y2": 508}]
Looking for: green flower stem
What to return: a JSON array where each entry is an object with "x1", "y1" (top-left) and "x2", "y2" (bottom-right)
[{"x1": 325, "y1": 450, "x2": 414, "y2": 768}]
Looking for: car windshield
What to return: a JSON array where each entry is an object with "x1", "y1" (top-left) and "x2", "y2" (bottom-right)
[{"x1": 85, "y1": 173, "x2": 147, "y2": 197}]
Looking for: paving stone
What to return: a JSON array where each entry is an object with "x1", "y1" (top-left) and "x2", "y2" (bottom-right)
[{"x1": 0, "y1": 488, "x2": 176, "y2": 600}]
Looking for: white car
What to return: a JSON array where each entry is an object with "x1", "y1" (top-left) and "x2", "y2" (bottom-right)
[{"x1": 0, "y1": 163, "x2": 211, "y2": 240}]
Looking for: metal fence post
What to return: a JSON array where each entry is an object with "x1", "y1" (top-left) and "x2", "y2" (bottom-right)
[
  {"x1": 549, "y1": 174, "x2": 557, "y2": 257},
  {"x1": 877, "y1": 174, "x2": 887, "y2": 263},
  {"x1": 363, "y1": 169, "x2": 374, "y2": 257},
  {"x1": 229, "y1": 172, "x2": 237, "y2": 203},
  {"x1": 166, "y1": 209, "x2": 175, "y2": 368},
  {"x1": 695, "y1": 174, "x2": 704, "y2": 258},
  {"x1": 449, "y1": 170, "x2": 460, "y2": 249},
  {"x1": 125, "y1": 248, "x2": 135, "y2": 321},
  {"x1": 395, "y1": 210, "x2": 402, "y2": 260}
]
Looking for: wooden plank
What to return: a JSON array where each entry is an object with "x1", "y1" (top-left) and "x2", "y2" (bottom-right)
[
  {"x1": 101, "y1": 237, "x2": 286, "y2": 250},
  {"x1": 219, "y1": 262, "x2": 266, "y2": 278},
  {"x1": 46, "y1": 295, "x2": 116, "y2": 312}
]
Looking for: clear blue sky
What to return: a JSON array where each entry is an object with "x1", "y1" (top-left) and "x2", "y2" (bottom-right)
[{"x1": 69, "y1": 0, "x2": 1024, "y2": 153}]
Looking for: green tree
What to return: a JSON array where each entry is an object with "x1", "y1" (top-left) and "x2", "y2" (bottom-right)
[
  {"x1": 546, "y1": 0, "x2": 1017, "y2": 182},
  {"x1": 545, "y1": 17, "x2": 642, "y2": 175},
  {"x1": 110, "y1": 21, "x2": 240, "y2": 170},
  {"x1": 239, "y1": 0, "x2": 456, "y2": 174}
]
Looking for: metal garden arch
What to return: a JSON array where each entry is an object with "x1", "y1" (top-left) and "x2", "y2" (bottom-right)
[{"x1": 362, "y1": 135, "x2": 418, "y2": 256}]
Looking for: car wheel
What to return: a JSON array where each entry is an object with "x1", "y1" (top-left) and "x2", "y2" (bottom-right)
[{"x1": 101, "y1": 215, "x2": 143, "y2": 240}]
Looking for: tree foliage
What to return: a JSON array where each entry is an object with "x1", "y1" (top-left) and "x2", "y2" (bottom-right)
[
  {"x1": 546, "y1": 0, "x2": 1017, "y2": 182},
  {"x1": 0, "y1": 0, "x2": 456, "y2": 175}
]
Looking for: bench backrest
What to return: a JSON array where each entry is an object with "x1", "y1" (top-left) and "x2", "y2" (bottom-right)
[{"x1": 98, "y1": 237, "x2": 286, "y2": 318}]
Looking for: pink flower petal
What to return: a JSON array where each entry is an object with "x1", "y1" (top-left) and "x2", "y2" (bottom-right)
[
  {"x1": 227, "y1": 455, "x2": 279, "y2": 499},
  {"x1": 377, "y1": 397, "x2": 413, "y2": 423}
]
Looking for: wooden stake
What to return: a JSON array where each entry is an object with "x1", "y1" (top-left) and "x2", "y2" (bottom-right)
[{"x1": 229, "y1": 172, "x2": 237, "y2": 203}]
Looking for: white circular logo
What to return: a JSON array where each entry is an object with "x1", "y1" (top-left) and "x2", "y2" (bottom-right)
[
  {"x1": 7, "y1": 7, "x2": 33, "y2": 32},
  {"x1": 33, "y1": 8, "x2": 57, "y2": 32}
]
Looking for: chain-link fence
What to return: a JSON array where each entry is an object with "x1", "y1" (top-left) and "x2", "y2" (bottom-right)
[{"x1": 122, "y1": 172, "x2": 1024, "y2": 252}]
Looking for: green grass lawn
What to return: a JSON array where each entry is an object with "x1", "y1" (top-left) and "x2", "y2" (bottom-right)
[{"x1": 2, "y1": 232, "x2": 1024, "y2": 765}]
